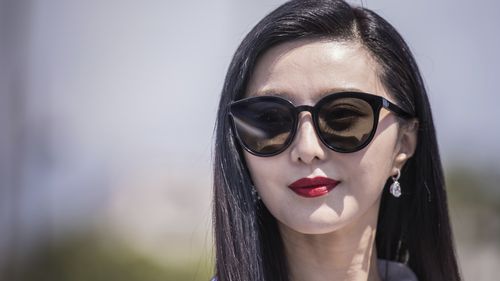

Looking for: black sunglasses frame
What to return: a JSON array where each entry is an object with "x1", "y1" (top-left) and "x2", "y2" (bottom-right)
[{"x1": 229, "y1": 92, "x2": 414, "y2": 157}]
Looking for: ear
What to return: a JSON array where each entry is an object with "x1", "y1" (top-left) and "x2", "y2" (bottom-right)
[{"x1": 392, "y1": 119, "x2": 418, "y2": 173}]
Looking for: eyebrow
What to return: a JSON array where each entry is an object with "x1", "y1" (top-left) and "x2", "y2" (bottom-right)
[
  {"x1": 252, "y1": 87, "x2": 369, "y2": 101},
  {"x1": 252, "y1": 90, "x2": 294, "y2": 100}
]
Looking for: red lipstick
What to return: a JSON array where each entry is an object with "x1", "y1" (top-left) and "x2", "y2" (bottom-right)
[{"x1": 288, "y1": 177, "x2": 340, "y2": 198}]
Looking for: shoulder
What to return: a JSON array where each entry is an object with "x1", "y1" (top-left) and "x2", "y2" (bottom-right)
[{"x1": 377, "y1": 259, "x2": 419, "y2": 281}]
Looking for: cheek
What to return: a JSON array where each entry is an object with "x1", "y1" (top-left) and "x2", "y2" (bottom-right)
[
  {"x1": 345, "y1": 122, "x2": 399, "y2": 200},
  {"x1": 243, "y1": 152, "x2": 284, "y2": 190},
  {"x1": 243, "y1": 152, "x2": 295, "y2": 218}
]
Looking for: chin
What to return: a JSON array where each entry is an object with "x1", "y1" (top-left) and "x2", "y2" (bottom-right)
[{"x1": 278, "y1": 216, "x2": 348, "y2": 235}]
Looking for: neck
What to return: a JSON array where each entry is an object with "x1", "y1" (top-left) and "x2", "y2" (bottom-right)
[{"x1": 279, "y1": 202, "x2": 382, "y2": 281}]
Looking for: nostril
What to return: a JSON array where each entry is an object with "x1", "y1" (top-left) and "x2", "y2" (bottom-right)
[{"x1": 298, "y1": 155, "x2": 320, "y2": 162}]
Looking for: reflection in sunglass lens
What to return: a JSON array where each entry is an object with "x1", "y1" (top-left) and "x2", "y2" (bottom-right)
[
  {"x1": 318, "y1": 97, "x2": 374, "y2": 151},
  {"x1": 231, "y1": 101, "x2": 294, "y2": 154}
]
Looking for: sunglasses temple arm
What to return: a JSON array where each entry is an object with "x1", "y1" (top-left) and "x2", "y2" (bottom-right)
[{"x1": 383, "y1": 98, "x2": 413, "y2": 118}]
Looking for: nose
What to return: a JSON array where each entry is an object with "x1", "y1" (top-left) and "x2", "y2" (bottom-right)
[{"x1": 290, "y1": 112, "x2": 327, "y2": 164}]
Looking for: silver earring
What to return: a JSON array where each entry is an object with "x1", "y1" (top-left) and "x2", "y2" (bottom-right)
[
  {"x1": 251, "y1": 185, "x2": 261, "y2": 202},
  {"x1": 390, "y1": 169, "x2": 402, "y2": 198}
]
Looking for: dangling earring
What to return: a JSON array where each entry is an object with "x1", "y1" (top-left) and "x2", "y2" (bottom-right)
[
  {"x1": 251, "y1": 185, "x2": 261, "y2": 203},
  {"x1": 390, "y1": 169, "x2": 402, "y2": 198}
]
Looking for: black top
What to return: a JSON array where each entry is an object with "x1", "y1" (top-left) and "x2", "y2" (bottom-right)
[{"x1": 378, "y1": 259, "x2": 418, "y2": 281}]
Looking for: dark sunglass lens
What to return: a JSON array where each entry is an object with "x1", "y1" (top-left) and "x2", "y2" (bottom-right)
[
  {"x1": 231, "y1": 100, "x2": 294, "y2": 155},
  {"x1": 318, "y1": 97, "x2": 374, "y2": 151}
]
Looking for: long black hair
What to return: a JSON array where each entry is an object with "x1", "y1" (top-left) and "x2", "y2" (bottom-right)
[{"x1": 212, "y1": 1, "x2": 461, "y2": 280}]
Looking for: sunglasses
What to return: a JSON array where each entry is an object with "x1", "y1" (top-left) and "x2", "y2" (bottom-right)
[{"x1": 229, "y1": 92, "x2": 413, "y2": 157}]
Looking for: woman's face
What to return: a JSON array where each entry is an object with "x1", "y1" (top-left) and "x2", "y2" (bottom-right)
[{"x1": 243, "y1": 39, "x2": 415, "y2": 234}]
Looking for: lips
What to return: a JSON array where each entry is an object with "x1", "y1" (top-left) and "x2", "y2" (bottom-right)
[{"x1": 288, "y1": 177, "x2": 340, "y2": 198}]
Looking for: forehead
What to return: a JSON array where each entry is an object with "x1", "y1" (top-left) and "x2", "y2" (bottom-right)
[{"x1": 246, "y1": 39, "x2": 387, "y2": 104}]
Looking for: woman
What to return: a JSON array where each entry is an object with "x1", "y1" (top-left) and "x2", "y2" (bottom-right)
[{"x1": 212, "y1": 0, "x2": 461, "y2": 280}]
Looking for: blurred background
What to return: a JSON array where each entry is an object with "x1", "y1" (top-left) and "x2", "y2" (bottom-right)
[{"x1": 0, "y1": 0, "x2": 499, "y2": 280}]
